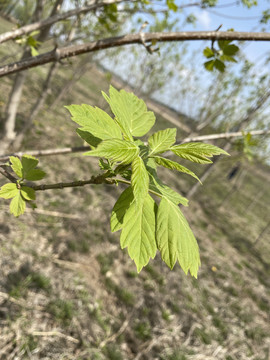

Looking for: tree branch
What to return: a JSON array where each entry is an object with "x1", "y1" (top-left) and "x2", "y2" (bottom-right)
[
  {"x1": 1, "y1": 31, "x2": 270, "y2": 77},
  {"x1": 0, "y1": 0, "x2": 130, "y2": 45},
  {"x1": 181, "y1": 129, "x2": 270, "y2": 143},
  {"x1": 0, "y1": 129, "x2": 268, "y2": 162}
]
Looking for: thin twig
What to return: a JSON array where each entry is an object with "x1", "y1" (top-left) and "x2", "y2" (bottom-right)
[
  {"x1": 0, "y1": 129, "x2": 268, "y2": 162},
  {"x1": 1, "y1": 31, "x2": 270, "y2": 77},
  {"x1": 0, "y1": 0, "x2": 130, "y2": 44}
]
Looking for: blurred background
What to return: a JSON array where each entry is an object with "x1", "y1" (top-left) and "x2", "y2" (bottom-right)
[{"x1": 0, "y1": 1, "x2": 269, "y2": 359}]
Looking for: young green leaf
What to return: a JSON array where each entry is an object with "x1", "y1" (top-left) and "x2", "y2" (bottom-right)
[
  {"x1": 153, "y1": 156, "x2": 201, "y2": 183},
  {"x1": 204, "y1": 60, "x2": 215, "y2": 71},
  {"x1": 214, "y1": 59, "x2": 225, "y2": 72},
  {"x1": 65, "y1": 104, "x2": 122, "y2": 142},
  {"x1": 222, "y1": 44, "x2": 239, "y2": 56},
  {"x1": 10, "y1": 192, "x2": 26, "y2": 217},
  {"x1": 102, "y1": 86, "x2": 155, "y2": 137},
  {"x1": 10, "y1": 156, "x2": 23, "y2": 178},
  {"x1": 120, "y1": 195, "x2": 157, "y2": 272},
  {"x1": 76, "y1": 128, "x2": 101, "y2": 148},
  {"x1": 145, "y1": 158, "x2": 188, "y2": 206},
  {"x1": 21, "y1": 186, "x2": 36, "y2": 201},
  {"x1": 170, "y1": 142, "x2": 229, "y2": 164},
  {"x1": 21, "y1": 155, "x2": 38, "y2": 176},
  {"x1": 84, "y1": 139, "x2": 139, "y2": 164},
  {"x1": 24, "y1": 169, "x2": 46, "y2": 181},
  {"x1": 0, "y1": 183, "x2": 19, "y2": 199},
  {"x1": 156, "y1": 197, "x2": 200, "y2": 277},
  {"x1": 203, "y1": 46, "x2": 215, "y2": 59},
  {"x1": 111, "y1": 187, "x2": 134, "y2": 232},
  {"x1": 148, "y1": 128, "x2": 177, "y2": 155},
  {"x1": 131, "y1": 156, "x2": 149, "y2": 205}
]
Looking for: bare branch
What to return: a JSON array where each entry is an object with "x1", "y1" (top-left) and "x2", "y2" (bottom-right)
[
  {"x1": 1, "y1": 31, "x2": 270, "y2": 77},
  {"x1": 0, "y1": 166, "x2": 17, "y2": 183},
  {"x1": 181, "y1": 129, "x2": 270, "y2": 143},
  {"x1": 0, "y1": 146, "x2": 90, "y2": 162},
  {"x1": 0, "y1": 129, "x2": 268, "y2": 162},
  {"x1": 0, "y1": 0, "x2": 130, "y2": 45}
]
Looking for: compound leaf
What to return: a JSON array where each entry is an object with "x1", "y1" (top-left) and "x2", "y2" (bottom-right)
[
  {"x1": 120, "y1": 195, "x2": 157, "y2": 272},
  {"x1": 148, "y1": 128, "x2": 177, "y2": 155},
  {"x1": 170, "y1": 142, "x2": 229, "y2": 164},
  {"x1": 102, "y1": 86, "x2": 155, "y2": 138},
  {"x1": 84, "y1": 139, "x2": 139, "y2": 164},
  {"x1": 10, "y1": 192, "x2": 26, "y2": 217},
  {"x1": 145, "y1": 158, "x2": 188, "y2": 206},
  {"x1": 0, "y1": 183, "x2": 18, "y2": 199},
  {"x1": 154, "y1": 156, "x2": 201, "y2": 183},
  {"x1": 131, "y1": 156, "x2": 149, "y2": 205},
  {"x1": 10, "y1": 156, "x2": 23, "y2": 178},
  {"x1": 111, "y1": 187, "x2": 134, "y2": 232},
  {"x1": 65, "y1": 104, "x2": 122, "y2": 141},
  {"x1": 156, "y1": 197, "x2": 200, "y2": 277}
]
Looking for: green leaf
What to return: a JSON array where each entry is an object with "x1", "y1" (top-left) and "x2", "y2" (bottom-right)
[
  {"x1": 21, "y1": 155, "x2": 39, "y2": 177},
  {"x1": 156, "y1": 197, "x2": 200, "y2": 277},
  {"x1": 153, "y1": 156, "x2": 201, "y2": 183},
  {"x1": 204, "y1": 60, "x2": 215, "y2": 71},
  {"x1": 24, "y1": 169, "x2": 46, "y2": 181},
  {"x1": 10, "y1": 192, "x2": 26, "y2": 217},
  {"x1": 170, "y1": 142, "x2": 229, "y2": 164},
  {"x1": 65, "y1": 104, "x2": 122, "y2": 141},
  {"x1": 166, "y1": 0, "x2": 178, "y2": 11},
  {"x1": 76, "y1": 128, "x2": 101, "y2": 148},
  {"x1": 131, "y1": 156, "x2": 149, "y2": 205},
  {"x1": 148, "y1": 128, "x2": 177, "y2": 155},
  {"x1": 111, "y1": 187, "x2": 134, "y2": 232},
  {"x1": 21, "y1": 186, "x2": 36, "y2": 201},
  {"x1": 220, "y1": 55, "x2": 237, "y2": 63},
  {"x1": 222, "y1": 44, "x2": 239, "y2": 56},
  {"x1": 218, "y1": 40, "x2": 232, "y2": 49},
  {"x1": 10, "y1": 156, "x2": 23, "y2": 178},
  {"x1": 120, "y1": 195, "x2": 157, "y2": 272},
  {"x1": 102, "y1": 86, "x2": 155, "y2": 137},
  {"x1": 145, "y1": 158, "x2": 188, "y2": 206},
  {"x1": 0, "y1": 183, "x2": 18, "y2": 199},
  {"x1": 214, "y1": 59, "x2": 225, "y2": 72},
  {"x1": 84, "y1": 139, "x2": 139, "y2": 164},
  {"x1": 203, "y1": 47, "x2": 214, "y2": 59}
]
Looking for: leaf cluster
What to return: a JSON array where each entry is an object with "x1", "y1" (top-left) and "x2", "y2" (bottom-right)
[
  {"x1": 66, "y1": 86, "x2": 229, "y2": 277},
  {"x1": 0, "y1": 155, "x2": 46, "y2": 216},
  {"x1": 203, "y1": 39, "x2": 239, "y2": 73}
]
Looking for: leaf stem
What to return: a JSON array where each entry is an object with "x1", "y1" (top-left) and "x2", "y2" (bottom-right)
[{"x1": 115, "y1": 178, "x2": 162, "y2": 198}]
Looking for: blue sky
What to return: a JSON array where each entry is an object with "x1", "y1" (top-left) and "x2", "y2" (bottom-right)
[{"x1": 183, "y1": 0, "x2": 270, "y2": 63}]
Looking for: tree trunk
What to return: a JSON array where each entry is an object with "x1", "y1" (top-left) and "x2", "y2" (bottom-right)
[
  {"x1": 12, "y1": 61, "x2": 59, "y2": 150},
  {"x1": 0, "y1": 0, "x2": 63, "y2": 153}
]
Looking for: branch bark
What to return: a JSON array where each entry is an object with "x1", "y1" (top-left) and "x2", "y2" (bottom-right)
[
  {"x1": 1, "y1": 31, "x2": 270, "y2": 77},
  {"x1": 0, "y1": 0, "x2": 129, "y2": 45}
]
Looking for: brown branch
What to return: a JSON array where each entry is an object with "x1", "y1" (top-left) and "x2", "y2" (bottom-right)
[
  {"x1": 1, "y1": 31, "x2": 270, "y2": 77},
  {"x1": 1, "y1": 129, "x2": 268, "y2": 162},
  {"x1": 31, "y1": 172, "x2": 114, "y2": 191},
  {"x1": 0, "y1": 0, "x2": 130, "y2": 45},
  {"x1": 0, "y1": 166, "x2": 17, "y2": 183}
]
